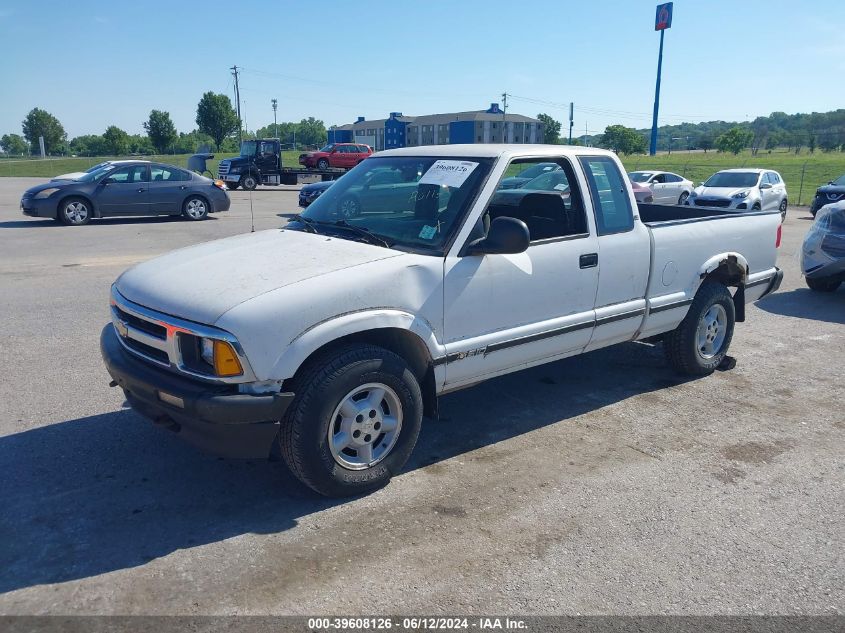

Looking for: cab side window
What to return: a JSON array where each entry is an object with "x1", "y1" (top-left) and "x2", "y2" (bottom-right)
[
  {"x1": 579, "y1": 156, "x2": 634, "y2": 235},
  {"x1": 483, "y1": 158, "x2": 589, "y2": 242}
]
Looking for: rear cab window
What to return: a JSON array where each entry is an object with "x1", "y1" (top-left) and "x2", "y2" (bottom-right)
[{"x1": 578, "y1": 156, "x2": 634, "y2": 235}]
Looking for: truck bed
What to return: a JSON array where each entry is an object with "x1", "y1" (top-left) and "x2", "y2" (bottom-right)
[{"x1": 637, "y1": 202, "x2": 777, "y2": 225}]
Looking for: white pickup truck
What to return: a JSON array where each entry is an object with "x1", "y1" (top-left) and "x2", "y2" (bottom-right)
[{"x1": 101, "y1": 145, "x2": 783, "y2": 496}]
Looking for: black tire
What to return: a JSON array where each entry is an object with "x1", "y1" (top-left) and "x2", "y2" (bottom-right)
[
  {"x1": 240, "y1": 174, "x2": 258, "y2": 191},
  {"x1": 279, "y1": 344, "x2": 423, "y2": 497},
  {"x1": 227, "y1": 183, "x2": 239, "y2": 190},
  {"x1": 751, "y1": 202, "x2": 761, "y2": 211},
  {"x1": 663, "y1": 281, "x2": 736, "y2": 376},
  {"x1": 779, "y1": 198, "x2": 788, "y2": 221},
  {"x1": 806, "y1": 276, "x2": 841, "y2": 292},
  {"x1": 317, "y1": 158, "x2": 330, "y2": 170},
  {"x1": 337, "y1": 194, "x2": 362, "y2": 218},
  {"x1": 678, "y1": 191, "x2": 690, "y2": 205},
  {"x1": 58, "y1": 196, "x2": 92, "y2": 226},
  {"x1": 182, "y1": 195, "x2": 209, "y2": 221}
]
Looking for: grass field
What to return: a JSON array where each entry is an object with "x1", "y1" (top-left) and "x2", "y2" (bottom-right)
[
  {"x1": 0, "y1": 151, "x2": 304, "y2": 179},
  {"x1": 3, "y1": 148, "x2": 843, "y2": 205}
]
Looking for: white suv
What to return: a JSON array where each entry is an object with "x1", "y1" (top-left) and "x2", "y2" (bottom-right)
[{"x1": 688, "y1": 169, "x2": 788, "y2": 220}]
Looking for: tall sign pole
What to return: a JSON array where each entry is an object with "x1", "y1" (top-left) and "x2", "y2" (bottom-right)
[
  {"x1": 650, "y1": 3, "x2": 673, "y2": 155},
  {"x1": 568, "y1": 102, "x2": 574, "y2": 145}
]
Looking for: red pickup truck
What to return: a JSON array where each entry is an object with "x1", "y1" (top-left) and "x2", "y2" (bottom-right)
[{"x1": 299, "y1": 143, "x2": 372, "y2": 170}]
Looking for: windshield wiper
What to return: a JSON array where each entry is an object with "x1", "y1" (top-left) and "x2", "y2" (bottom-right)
[
  {"x1": 288, "y1": 214, "x2": 320, "y2": 234},
  {"x1": 331, "y1": 220, "x2": 393, "y2": 248}
]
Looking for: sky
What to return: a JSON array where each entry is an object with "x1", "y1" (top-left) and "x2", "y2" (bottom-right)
[{"x1": 2, "y1": 0, "x2": 844, "y2": 140}]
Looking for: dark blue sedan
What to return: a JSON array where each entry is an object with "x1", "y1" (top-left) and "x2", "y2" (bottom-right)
[
  {"x1": 20, "y1": 161, "x2": 231, "y2": 225},
  {"x1": 299, "y1": 180, "x2": 335, "y2": 208}
]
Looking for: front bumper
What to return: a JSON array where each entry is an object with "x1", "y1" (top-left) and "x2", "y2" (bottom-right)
[
  {"x1": 20, "y1": 195, "x2": 57, "y2": 218},
  {"x1": 101, "y1": 324, "x2": 294, "y2": 459},
  {"x1": 212, "y1": 191, "x2": 231, "y2": 212}
]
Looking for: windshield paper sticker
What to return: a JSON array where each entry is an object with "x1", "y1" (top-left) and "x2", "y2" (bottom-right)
[
  {"x1": 418, "y1": 225, "x2": 438, "y2": 240},
  {"x1": 419, "y1": 160, "x2": 479, "y2": 188}
]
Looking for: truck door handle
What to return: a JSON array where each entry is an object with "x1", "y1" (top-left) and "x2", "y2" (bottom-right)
[
  {"x1": 579, "y1": 253, "x2": 598, "y2": 269},
  {"x1": 137, "y1": 188, "x2": 146, "y2": 193},
  {"x1": 180, "y1": 185, "x2": 188, "y2": 190}
]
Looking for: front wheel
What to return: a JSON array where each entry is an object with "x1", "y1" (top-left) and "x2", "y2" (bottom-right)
[
  {"x1": 240, "y1": 174, "x2": 258, "y2": 191},
  {"x1": 317, "y1": 159, "x2": 330, "y2": 170},
  {"x1": 664, "y1": 281, "x2": 735, "y2": 376},
  {"x1": 806, "y1": 276, "x2": 841, "y2": 292},
  {"x1": 58, "y1": 197, "x2": 92, "y2": 226},
  {"x1": 678, "y1": 191, "x2": 690, "y2": 205},
  {"x1": 279, "y1": 344, "x2": 423, "y2": 497},
  {"x1": 182, "y1": 196, "x2": 209, "y2": 221}
]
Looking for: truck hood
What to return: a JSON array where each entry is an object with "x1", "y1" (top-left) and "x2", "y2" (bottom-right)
[{"x1": 115, "y1": 229, "x2": 404, "y2": 325}]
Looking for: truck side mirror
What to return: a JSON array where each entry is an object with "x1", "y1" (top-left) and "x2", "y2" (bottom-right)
[{"x1": 466, "y1": 217, "x2": 530, "y2": 256}]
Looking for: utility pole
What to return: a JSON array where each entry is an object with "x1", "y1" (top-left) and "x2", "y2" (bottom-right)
[
  {"x1": 569, "y1": 102, "x2": 574, "y2": 145},
  {"x1": 501, "y1": 92, "x2": 508, "y2": 143},
  {"x1": 271, "y1": 98, "x2": 278, "y2": 140},
  {"x1": 230, "y1": 65, "x2": 242, "y2": 145}
]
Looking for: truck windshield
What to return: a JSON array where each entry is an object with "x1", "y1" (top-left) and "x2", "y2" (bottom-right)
[
  {"x1": 294, "y1": 156, "x2": 494, "y2": 254},
  {"x1": 240, "y1": 141, "x2": 257, "y2": 156},
  {"x1": 704, "y1": 172, "x2": 759, "y2": 188}
]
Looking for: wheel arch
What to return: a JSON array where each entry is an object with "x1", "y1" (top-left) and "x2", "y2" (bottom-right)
[
  {"x1": 57, "y1": 193, "x2": 99, "y2": 218},
  {"x1": 697, "y1": 252, "x2": 749, "y2": 322},
  {"x1": 275, "y1": 311, "x2": 444, "y2": 420}
]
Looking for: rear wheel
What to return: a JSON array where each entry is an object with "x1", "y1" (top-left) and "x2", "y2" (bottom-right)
[
  {"x1": 279, "y1": 344, "x2": 423, "y2": 497},
  {"x1": 779, "y1": 198, "x2": 788, "y2": 221},
  {"x1": 806, "y1": 276, "x2": 841, "y2": 292},
  {"x1": 664, "y1": 281, "x2": 735, "y2": 376},
  {"x1": 182, "y1": 195, "x2": 209, "y2": 221},
  {"x1": 58, "y1": 197, "x2": 91, "y2": 226},
  {"x1": 240, "y1": 174, "x2": 258, "y2": 191},
  {"x1": 317, "y1": 158, "x2": 330, "y2": 170},
  {"x1": 678, "y1": 191, "x2": 689, "y2": 205}
]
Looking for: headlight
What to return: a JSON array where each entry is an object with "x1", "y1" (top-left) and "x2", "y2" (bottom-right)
[
  {"x1": 732, "y1": 190, "x2": 750, "y2": 199},
  {"x1": 229, "y1": 166, "x2": 241, "y2": 174},
  {"x1": 34, "y1": 187, "x2": 61, "y2": 199},
  {"x1": 200, "y1": 337, "x2": 243, "y2": 377},
  {"x1": 213, "y1": 179, "x2": 227, "y2": 191}
]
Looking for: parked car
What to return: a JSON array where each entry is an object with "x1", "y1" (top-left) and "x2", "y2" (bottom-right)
[
  {"x1": 801, "y1": 200, "x2": 845, "y2": 291},
  {"x1": 298, "y1": 180, "x2": 335, "y2": 208},
  {"x1": 809, "y1": 174, "x2": 845, "y2": 217},
  {"x1": 629, "y1": 179, "x2": 654, "y2": 203},
  {"x1": 299, "y1": 143, "x2": 372, "y2": 170},
  {"x1": 21, "y1": 161, "x2": 230, "y2": 225},
  {"x1": 498, "y1": 162, "x2": 561, "y2": 190},
  {"x1": 687, "y1": 169, "x2": 788, "y2": 220},
  {"x1": 101, "y1": 145, "x2": 782, "y2": 497},
  {"x1": 628, "y1": 170, "x2": 694, "y2": 205},
  {"x1": 51, "y1": 160, "x2": 142, "y2": 182}
]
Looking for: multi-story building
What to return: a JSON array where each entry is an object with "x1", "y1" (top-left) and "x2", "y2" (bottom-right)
[{"x1": 327, "y1": 103, "x2": 544, "y2": 150}]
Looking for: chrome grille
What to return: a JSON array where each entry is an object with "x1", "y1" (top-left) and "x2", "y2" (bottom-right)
[
  {"x1": 110, "y1": 287, "x2": 254, "y2": 383},
  {"x1": 218, "y1": 162, "x2": 230, "y2": 177}
]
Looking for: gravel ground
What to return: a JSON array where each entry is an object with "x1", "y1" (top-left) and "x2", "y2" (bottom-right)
[{"x1": 0, "y1": 177, "x2": 842, "y2": 615}]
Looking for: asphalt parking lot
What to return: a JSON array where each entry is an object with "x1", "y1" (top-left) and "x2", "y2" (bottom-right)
[{"x1": 0, "y1": 177, "x2": 842, "y2": 616}]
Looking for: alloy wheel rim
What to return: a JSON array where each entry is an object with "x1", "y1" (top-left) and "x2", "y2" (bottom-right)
[
  {"x1": 328, "y1": 382, "x2": 403, "y2": 470},
  {"x1": 65, "y1": 202, "x2": 88, "y2": 223},
  {"x1": 696, "y1": 304, "x2": 727, "y2": 359},
  {"x1": 186, "y1": 199, "x2": 206, "y2": 218}
]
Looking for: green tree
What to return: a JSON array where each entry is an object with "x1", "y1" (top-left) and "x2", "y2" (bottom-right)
[
  {"x1": 21, "y1": 108, "x2": 66, "y2": 154},
  {"x1": 699, "y1": 136, "x2": 714, "y2": 153},
  {"x1": 599, "y1": 125, "x2": 647, "y2": 154},
  {"x1": 195, "y1": 92, "x2": 239, "y2": 151},
  {"x1": 715, "y1": 127, "x2": 754, "y2": 155},
  {"x1": 1, "y1": 133, "x2": 29, "y2": 155},
  {"x1": 69, "y1": 134, "x2": 106, "y2": 156},
  {"x1": 143, "y1": 109, "x2": 177, "y2": 153},
  {"x1": 102, "y1": 125, "x2": 130, "y2": 155},
  {"x1": 537, "y1": 113, "x2": 562, "y2": 144},
  {"x1": 296, "y1": 117, "x2": 327, "y2": 147}
]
